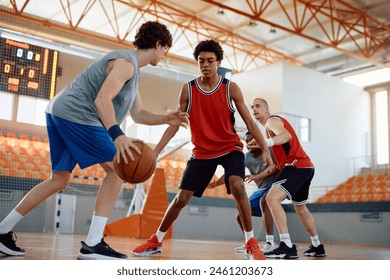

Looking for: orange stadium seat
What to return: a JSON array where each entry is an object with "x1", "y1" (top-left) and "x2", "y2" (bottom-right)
[
  {"x1": 19, "y1": 133, "x2": 29, "y2": 140},
  {"x1": 6, "y1": 131, "x2": 16, "y2": 138},
  {"x1": 31, "y1": 135, "x2": 41, "y2": 142}
]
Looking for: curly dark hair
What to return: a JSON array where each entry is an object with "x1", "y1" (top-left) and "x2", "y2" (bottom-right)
[
  {"x1": 133, "y1": 21, "x2": 172, "y2": 49},
  {"x1": 193, "y1": 40, "x2": 224, "y2": 61}
]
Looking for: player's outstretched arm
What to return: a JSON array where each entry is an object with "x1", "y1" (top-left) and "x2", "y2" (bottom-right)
[
  {"x1": 153, "y1": 84, "x2": 189, "y2": 157},
  {"x1": 154, "y1": 125, "x2": 180, "y2": 156}
]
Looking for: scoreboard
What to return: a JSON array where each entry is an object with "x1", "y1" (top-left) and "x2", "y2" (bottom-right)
[{"x1": 0, "y1": 36, "x2": 59, "y2": 99}]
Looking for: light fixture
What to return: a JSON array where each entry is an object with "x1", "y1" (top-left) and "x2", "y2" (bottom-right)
[
  {"x1": 315, "y1": 42, "x2": 321, "y2": 49},
  {"x1": 269, "y1": 26, "x2": 276, "y2": 33},
  {"x1": 217, "y1": 8, "x2": 225, "y2": 15},
  {"x1": 248, "y1": 20, "x2": 258, "y2": 27}
]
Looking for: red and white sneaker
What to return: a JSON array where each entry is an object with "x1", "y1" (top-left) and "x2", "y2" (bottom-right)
[
  {"x1": 132, "y1": 234, "x2": 162, "y2": 257},
  {"x1": 245, "y1": 237, "x2": 266, "y2": 260}
]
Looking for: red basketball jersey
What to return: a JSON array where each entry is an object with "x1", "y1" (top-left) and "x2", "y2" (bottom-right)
[
  {"x1": 186, "y1": 77, "x2": 243, "y2": 159},
  {"x1": 266, "y1": 115, "x2": 314, "y2": 170}
]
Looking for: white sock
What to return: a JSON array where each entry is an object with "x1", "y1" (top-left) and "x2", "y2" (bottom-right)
[
  {"x1": 310, "y1": 235, "x2": 321, "y2": 247},
  {"x1": 156, "y1": 230, "x2": 166, "y2": 242},
  {"x1": 280, "y1": 233, "x2": 292, "y2": 248},
  {"x1": 244, "y1": 230, "x2": 254, "y2": 243},
  {"x1": 85, "y1": 215, "x2": 108, "y2": 247},
  {"x1": 0, "y1": 209, "x2": 24, "y2": 234},
  {"x1": 265, "y1": 235, "x2": 275, "y2": 246}
]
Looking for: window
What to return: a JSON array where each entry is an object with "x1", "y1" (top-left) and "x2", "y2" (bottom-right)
[
  {"x1": 299, "y1": 117, "x2": 310, "y2": 142},
  {"x1": 0, "y1": 91, "x2": 14, "y2": 120},
  {"x1": 281, "y1": 113, "x2": 311, "y2": 143},
  {"x1": 16, "y1": 95, "x2": 49, "y2": 126},
  {"x1": 374, "y1": 90, "x2": 389, "y2": 164}
]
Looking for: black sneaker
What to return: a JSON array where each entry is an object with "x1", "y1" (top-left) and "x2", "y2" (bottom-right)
[
  {"x1": 0, "y1": 231, "x2": 25, "y2": 256},
  {"x1": 304, "y1": 244, "x2": 327, "y2": 257},
  {"x1": 264, "y1": 241, "x2": 299, "y2": 259},
  {"x1": 77, "y1": 238, "x2": 128, "y2": 260}
]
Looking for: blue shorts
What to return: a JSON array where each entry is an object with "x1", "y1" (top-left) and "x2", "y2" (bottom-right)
[
  {"x1": 249, "y1": 186, "x2": 271, "y2": 217},
  {"x1": 180, "y1": 151, "x2": 245, "y2": 198},
  {"x1": 46, "y1": 114, "x2": 116, "y2": 172}
]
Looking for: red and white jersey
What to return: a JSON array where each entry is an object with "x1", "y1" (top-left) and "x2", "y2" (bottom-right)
[
  {"x1": 266, "y1": 115, "x2": 314, "y2": 170},
  {"x1": 186, "y1": 76, "x2": 243, "y2": 159}
]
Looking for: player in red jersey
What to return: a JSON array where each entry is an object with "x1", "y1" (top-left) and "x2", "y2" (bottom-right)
[
  {"x1": 251, "y1": 98, "x2": 326, "y2": 259},
  {"x1": 132, "y1": 40, "x2": 273, "y2": 260}
]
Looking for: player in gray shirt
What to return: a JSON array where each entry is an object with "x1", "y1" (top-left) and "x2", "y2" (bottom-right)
[{"x1": 0, "y1": 21, "x2": 188, "y2": 260}]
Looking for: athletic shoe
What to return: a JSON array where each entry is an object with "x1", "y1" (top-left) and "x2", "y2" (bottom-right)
[
  {"x1": 245, "y1": 237, "x2": 266, "y2": 260},
  {"x1": 264, "y1": 241, "x2": 299, "y2": 259},
  {"x1": 234, "y1": 244, "x2": 245, "y2": 253},
  {"x1": 77, "y1": 238, "x2": 127, "y2": 260},
  {"x1": 132, "y1": 234, "x2": 162, "y2": 257},
  {"x1": 303, "y1": 244, "x2": 327, "y2": 257},
  {"x1": 260, "y1": 241, "x2": 277, "y2": 253},
  {"x1": 0, "y1": 231, "x2": 25, "y2": 256}
]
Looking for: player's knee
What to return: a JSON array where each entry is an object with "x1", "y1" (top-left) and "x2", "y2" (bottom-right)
[
  {"x1": 265, "y1": 191, "x2": 278, "y2": 206},
  {"x1": 230, "y1": 182, "x2": 245, "y2": 198},
  {"x1": 51, "y1": 172, "x2": 71, "y2": 191},
  {"x1": 293, "y1": 204, "x2": 307, "y2": 215},
  {"x1": 173, "y1": 195, "x2": 190, "y2": 208},
  {"x1": 102, "y1": 162, "x2": 115, "y2": 174}
]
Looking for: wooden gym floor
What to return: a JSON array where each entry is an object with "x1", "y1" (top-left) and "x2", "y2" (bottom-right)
[{"x1": 0, "y1": 232, "x2": 389, "y2": 260}]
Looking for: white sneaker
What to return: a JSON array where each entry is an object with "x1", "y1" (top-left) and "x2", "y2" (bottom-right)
[
  {"x1": 234, "y1": 244, "x2": 246, "y2": 253},
  {"x1": 260, "y1": 241, "x2": 276, "y2": 253}
]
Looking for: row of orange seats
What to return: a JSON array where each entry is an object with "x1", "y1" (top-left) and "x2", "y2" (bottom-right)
[
  {"x1": 0, "y1": 134, "x2": 104, "y2": 186},
  {"x1": 316, "y1": 173, "x2": 390, "y2": 203},
  {"x1": 2, "y1": 132, "x2": 235, "y2": 199}
]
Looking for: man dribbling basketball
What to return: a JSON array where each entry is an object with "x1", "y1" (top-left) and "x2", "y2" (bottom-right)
[
  {"x1": 132, "y1": 39, "x2": 273, "y2": 260},
  {"x1": 0, "y1": 21, "x2": 188, "y2": 260}
]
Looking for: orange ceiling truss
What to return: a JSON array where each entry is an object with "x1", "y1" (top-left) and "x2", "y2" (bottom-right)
[
  {"x1": 202, "y1": 0, "x2": 390, "y2": 68},
  {"x1": 2, "y1": 0, "x2": 301, "y2": 72},
  {"x1": 140, "y1": 0, "x2": 302, "y2": 71}
]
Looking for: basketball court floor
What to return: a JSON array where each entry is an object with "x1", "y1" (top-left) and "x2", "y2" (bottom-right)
[{"x1": 1, "y1": 232, "x2": 389, "y2": 260}]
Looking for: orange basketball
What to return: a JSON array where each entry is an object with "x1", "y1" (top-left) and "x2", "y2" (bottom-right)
[{"x1": 113, "y1": 141, "x2": 156, "y2": 184}]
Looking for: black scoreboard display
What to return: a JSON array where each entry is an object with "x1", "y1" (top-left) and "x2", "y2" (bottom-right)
[{"x1": 0, "y1": 36, "x2": 59, "y2": 100}]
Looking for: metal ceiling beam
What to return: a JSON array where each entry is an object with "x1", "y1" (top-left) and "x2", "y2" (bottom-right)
[
  {"x1": 201, "y1": 0, "x2": 390, "y2": 68},
  {"x1": 0, "y1": 0, "x2": 302, "y2": 73},
  {"x1": 1, "y1": 0, "x2": 197, "y2": 68},
  {"x1": 118, "y1": 0, "x2": 302, "y2": 71}
]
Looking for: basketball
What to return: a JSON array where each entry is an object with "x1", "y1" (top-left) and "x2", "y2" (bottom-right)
[{"x1": 113, "y1": 141, "x2": 156, "y2": 184}]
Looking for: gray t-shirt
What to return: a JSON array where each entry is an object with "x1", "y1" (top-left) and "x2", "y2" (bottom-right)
[
  {"x1": 46, "y1": 49, "x2": 139, "y2": 126},
  {"x1": 244, "y1": 149, "x2": 278, "y2": 189}
]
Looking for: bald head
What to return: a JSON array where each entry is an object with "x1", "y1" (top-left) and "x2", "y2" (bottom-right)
[
  {"x1": 253, "y1": 98, "x2": 268, "y2": 108},
  {"x1": 251, "y1": 98, "x2": 270, "y2": 125}
]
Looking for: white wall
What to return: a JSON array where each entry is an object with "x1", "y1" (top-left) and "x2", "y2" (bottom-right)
[
  {"x1": 232, "y1": 62, "x2": 371, "y2": 190},
  {"x1": 281, "y1": 62, "x2": 370, "y2": 187},
  {"x1": 232, "y1": 62, "x2": 283, "y2": 113}
]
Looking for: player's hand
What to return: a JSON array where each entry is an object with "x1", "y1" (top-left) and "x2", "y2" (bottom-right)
[
  {"x1": 114, "y1": 136, "x2": 142, "y2": 164},
  {"x1": 245, "y1": 174, "x2": 255, "y2": 183},
  {"x1": 166, "y1": 109, "x2": 189, "y2": 128}
]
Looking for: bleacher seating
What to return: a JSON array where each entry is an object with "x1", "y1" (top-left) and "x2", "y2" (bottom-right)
[
  {"x1": 2, "y1": 132, "x2": 240, "y2": 200},
  {"x1": 0, "y1": 133, "x2": 105, "y2": 186},
  {"x1": 316, "y1": 173, "x2": 390, "y2": 203}
]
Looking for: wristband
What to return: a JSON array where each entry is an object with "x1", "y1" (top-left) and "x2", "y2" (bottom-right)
[
  {"x1": 266, "y1": 137, "x2": 275, "y2": 147},
  {"x1": 108, "y1": 124, "x2": 125, "y2": 141}
]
